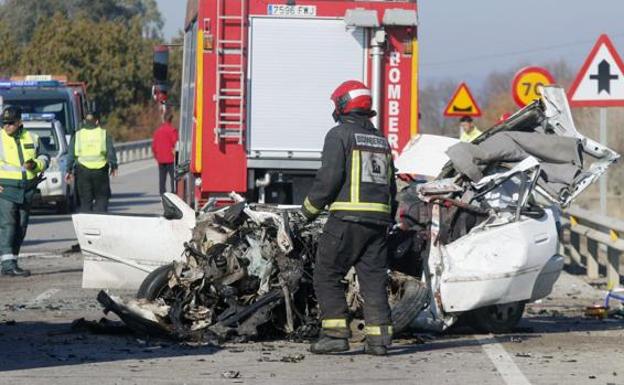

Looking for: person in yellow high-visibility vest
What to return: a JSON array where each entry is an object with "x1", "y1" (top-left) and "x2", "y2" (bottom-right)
[
  {"x1": 0, "y1": 106, "x2": 50, "y2": 277},
  {"x1": 459, "y1": 116, "x2": 482, "y2": 142},
  {"x1": 65, "y1": 113, "x2": 118, "y2": 213}
]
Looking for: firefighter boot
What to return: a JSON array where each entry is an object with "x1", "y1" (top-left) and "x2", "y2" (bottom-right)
[
  {"x1": 364, "y1": 341, "x2": 387, "y2": 356},
  {"x1": 1, "y1": 260, "x2": 31, "y2": 277},
  {"x1": 310, "y1": 335, "x2": 349, "y2": 354},
  {"x1": 364, "y1": 325, "x2": 392, "y2": 356},
  {"x1": 310, "y1": 319, "x2": 351, "y2": 354}
]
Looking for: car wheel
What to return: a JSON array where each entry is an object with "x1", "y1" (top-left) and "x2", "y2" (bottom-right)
[
  {"x1": 136, "y1": 264, "x2": 174, "y2": 300},
  {"x1": 466, "y1": 301, "x2": 526, "y2": 333},
  {"x1": 390, "y1": 279, "x2": 429, "y2": 334}
]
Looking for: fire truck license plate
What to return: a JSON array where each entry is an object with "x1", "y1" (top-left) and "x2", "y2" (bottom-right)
[{"x1": 267, "y1": 4, "x2": 317, "y2": 17}]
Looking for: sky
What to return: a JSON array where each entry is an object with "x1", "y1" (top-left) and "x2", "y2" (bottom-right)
[{"x1": 156, "y1": 0, "x2": 624, "y2": 87}]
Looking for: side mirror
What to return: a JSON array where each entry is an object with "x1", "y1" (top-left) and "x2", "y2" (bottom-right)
[
  {"x1": 153, "y1": 45, "x2": 170, "y2": 104},
  {"x1": 153, "y1": 45, "x2": 170, "y2": 84}
]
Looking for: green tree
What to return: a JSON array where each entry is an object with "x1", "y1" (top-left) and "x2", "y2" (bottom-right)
[
  {"x1": 0, "y1": 0, "x2": 163, "y2": 44},
  {"x1": 167, "y1": 31, "x2": 185, "y2": 106},
  {"x1": 0, "y1": 23, "x2": 20, "y2": 77},
  {"x1": 17, "y1": 13, "x2": 159, "y2": 139}
]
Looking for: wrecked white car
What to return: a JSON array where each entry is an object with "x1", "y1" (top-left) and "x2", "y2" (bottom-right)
[{"x1": 73, "y1": 86, "x2": 619, "y2": 341}]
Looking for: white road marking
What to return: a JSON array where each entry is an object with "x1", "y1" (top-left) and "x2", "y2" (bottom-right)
[
  {"x1": 28, "y1": 288, "x2": 61, "y2": 306},
  {"x1": 475, "y1": 334, "x2": 532, "y2": 385}
]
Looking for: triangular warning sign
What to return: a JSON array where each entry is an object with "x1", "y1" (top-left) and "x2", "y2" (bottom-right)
[
  {"x1": 444, "y1": 83, "x2": 482, "y2": 117},
  {"x1": 568, "y1": 34, "x2": 624, "y2": 107}
]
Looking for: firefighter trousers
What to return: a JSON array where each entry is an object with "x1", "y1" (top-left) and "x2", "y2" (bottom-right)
[
  {"x1": 76, "y1": 164, "x2": 111, "y2": 213},
  {"x1": 314, "y1": 215, "x2": 391, "y2": 328}
]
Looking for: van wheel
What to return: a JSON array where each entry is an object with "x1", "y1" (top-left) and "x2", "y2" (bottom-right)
[
  {"x1": 466, "y1": 301, "x2": 526, "y2": 333},
  {"x1": 137, "y1": 264, "x2": 174, "y2": 300}
]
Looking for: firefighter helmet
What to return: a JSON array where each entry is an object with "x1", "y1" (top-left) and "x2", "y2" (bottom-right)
[{"x1": 331, "y1": 80, "x2": 372, "y2": 117}]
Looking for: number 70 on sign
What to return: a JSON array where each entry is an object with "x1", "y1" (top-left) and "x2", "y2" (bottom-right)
[{"x1": 512, "y1": 67, "x2": 556, "y2": 107}]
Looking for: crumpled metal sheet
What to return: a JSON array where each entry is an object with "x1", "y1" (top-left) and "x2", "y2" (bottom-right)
[{"x1": 94, "y1": 203, "x2": 323, "y2": 344}]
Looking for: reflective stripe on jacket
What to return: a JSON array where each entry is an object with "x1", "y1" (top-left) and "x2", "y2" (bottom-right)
[
  {"x1": 76, "y1": 126, "x2": 107, "y2": 169},
  {"x1": 302, "y1": 113, "x2": 397, "y2": 225},
  {"x1": 0, "y1": 128, "x2": 46, "y2": 181}
]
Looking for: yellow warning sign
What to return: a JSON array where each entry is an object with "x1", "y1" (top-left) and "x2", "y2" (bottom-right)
[{"x1": 443, "y1": 83, "x2": 482, "y2": 117}]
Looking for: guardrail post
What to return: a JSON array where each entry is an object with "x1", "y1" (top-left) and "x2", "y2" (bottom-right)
[
  {"x1": 584, "y1": 237, "x2": 600, "y2": 280},
  {"x1": 568, "y1": 230, "x2": 581, "y2": 264},
  {"x1": 607, "y1": 247, "x2": 621, "y2": 288}
]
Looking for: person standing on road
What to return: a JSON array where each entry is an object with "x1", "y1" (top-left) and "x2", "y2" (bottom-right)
[
  {"x1": 459, "y1": 115, "x2": 482, "y2": 142},
  {"x1": 0, "y1": 106, "x2": 49, "y2": 277},
  {"x1": 65, "y1": 113, "x2": 117, "y2": 213},
  {"x1": 301, "y1": 80, "x2": 397, "y2": 356},
  {"x1": 151, "y1": 112, "x2": 178, "y2": 195}
]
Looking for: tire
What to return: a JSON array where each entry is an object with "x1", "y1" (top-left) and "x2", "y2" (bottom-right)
[
  {"x1": 137, "y1": 264, "x2": 174, "y2": 300},
  {"x1": 390, "y1": 279, "x2": 429, "y2": 334},
  {"x1": 466, "y1": 301, "x2": 526, "y2": 334}
]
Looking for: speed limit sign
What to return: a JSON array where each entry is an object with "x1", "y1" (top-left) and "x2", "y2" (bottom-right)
[{"x1": 512, "y1": 67, "x2": 555, "y2": 107}]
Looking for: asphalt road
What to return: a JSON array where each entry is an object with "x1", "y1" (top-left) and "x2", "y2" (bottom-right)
[
  {"x1": 2, "y1": 159, "x2": 623, "y2": 385},
  {"x1": 23, "y1": 159, "x2": 164, "y2": 255},
  {"x1": 1, "y1": 254, "x2": 623, "y2": 385}
]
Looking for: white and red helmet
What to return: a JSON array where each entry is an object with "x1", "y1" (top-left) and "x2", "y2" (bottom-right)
[{"x1": 330, "y1": 80, "x2": 372, "y2": 116}]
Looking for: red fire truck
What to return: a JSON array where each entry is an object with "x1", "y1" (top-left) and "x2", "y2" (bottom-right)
[{"x1": 168, "y1": 0, "x2": 419, "y2": 207}]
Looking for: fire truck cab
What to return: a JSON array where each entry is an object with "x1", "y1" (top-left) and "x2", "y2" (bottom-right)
[{"x1": 175, "y1": 0, "x2": 418, "y2": 207}]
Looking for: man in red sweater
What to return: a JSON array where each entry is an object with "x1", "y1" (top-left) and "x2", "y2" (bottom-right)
[{"x1": 152, "y1": 113, "x2": 178, "y2": 195}]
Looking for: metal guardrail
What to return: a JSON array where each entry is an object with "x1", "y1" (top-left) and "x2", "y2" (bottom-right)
[
  {"x1": 114, "y1": 139, "x2": 153, "y2": 164},
  {"x1": 561, "y1": 206, "x2": 624, "y2": 288}
]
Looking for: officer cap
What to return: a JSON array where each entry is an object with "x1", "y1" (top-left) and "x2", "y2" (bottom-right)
[{"x1": 2, "y1": 106, "x2": 22, "y2": 125}]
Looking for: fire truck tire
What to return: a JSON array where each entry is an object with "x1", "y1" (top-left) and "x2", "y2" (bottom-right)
[
  {"x1": 136, "y1": 264, "x2": 174, "y2": 300},
  {"x1": 391, "y1": 279, "x2": 429, "y2": 334}
]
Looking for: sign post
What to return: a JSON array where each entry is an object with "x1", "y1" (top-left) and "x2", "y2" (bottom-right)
[
  {"x1": 600, "y1": 108, "x2": 607, "y2": 214},
  {"x1": 568, "y1": 34, "x2": 624, "y2": 215}
]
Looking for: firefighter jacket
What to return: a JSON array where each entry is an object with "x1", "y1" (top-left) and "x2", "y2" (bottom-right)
[
  {"x1": 67, "y1": 123, "x2": 118, "y2": 172},
  {"x1": 0, "y1": 126, "x2": 49, "y2": 204},
  {"x1": 302, "y1": 113, "x2": 397, "y2": 226}
]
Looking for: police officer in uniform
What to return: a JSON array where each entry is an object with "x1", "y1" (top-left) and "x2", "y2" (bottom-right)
[
  {"x1": 65, "y1": 113, "x2": 118, "y2": 213},
  {"x1": 301, "y1": 80, "x2": 397, "y2": 356},
  {"x1": 0, "y1": 106, "x2": 49, "y2": 277}
]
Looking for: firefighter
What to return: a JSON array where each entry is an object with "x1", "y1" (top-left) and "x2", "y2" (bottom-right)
[
  {"x1": 0, "y1": 106, "x2": 49, "y2": 277},
  {"x1": 459, "y1": 115, "x2": 482, "y2": 142},
  {"x1": 65, "y1": 113, "x2": 118, "y2": 213},
  {"x1": 301, "y1": 80, "x2": 396, "y2": 356}
]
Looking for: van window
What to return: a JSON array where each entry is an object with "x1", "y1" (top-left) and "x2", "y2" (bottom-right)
[
  {"x1": 25, "y1": 126, "x2": 60, "y2": 156},
  {"x1": 8, "y1": 99, "x2": 73, "y2": 133}
]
